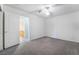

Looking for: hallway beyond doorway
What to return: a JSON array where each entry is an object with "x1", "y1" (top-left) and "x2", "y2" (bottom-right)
[{"x1": 19, "y1": 16, "x2": 30, "y2": 43}]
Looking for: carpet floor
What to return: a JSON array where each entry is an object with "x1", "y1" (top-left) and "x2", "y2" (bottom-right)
[{"x1": 1, "y1": 37, "x2": 79, "y2": 55}]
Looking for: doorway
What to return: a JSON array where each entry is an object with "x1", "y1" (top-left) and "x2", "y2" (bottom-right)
[{"x1": 19, "y1": 16, "x2": 30, "y2": 43}]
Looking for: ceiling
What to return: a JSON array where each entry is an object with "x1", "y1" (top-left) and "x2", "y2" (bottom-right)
[{"x1": 5, "y1": 4, "x2": 79, "y2": 18}]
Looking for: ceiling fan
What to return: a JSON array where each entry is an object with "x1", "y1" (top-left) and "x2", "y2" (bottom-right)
[{"x1": 36, "y1": 4, "x2": 63, "y2": 17}]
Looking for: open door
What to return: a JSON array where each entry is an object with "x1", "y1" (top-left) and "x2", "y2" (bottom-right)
[
  {"x1": 5, "y1": 12, "x2": 19, "y2": 48},
  {"x1": 19, "y1": 16, "x2": 30, "y2": 43}
]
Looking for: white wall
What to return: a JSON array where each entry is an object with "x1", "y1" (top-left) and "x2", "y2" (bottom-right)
[
  {"x1": 46, "y1": 11, "x2": 79, "y2": 42},
  {"x1": 3, "y1": 5, "x2": 45, "y2": 41},
  {"x1": 0, "y1": 12, "x2": 3, "y2": 50},
  {"x1": 29, "y1": 14, "x2": 45, "y2": 40}
]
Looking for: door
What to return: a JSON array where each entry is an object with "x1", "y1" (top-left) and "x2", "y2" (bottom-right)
[
  {"x1": 5, "y1": 12, "x2": 19, "y2": 48},
  {"x1": 0, "y1": 12, "x2": 3, "y2": 50}
]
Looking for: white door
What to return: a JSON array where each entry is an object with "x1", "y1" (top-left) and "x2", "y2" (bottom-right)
[
  {"x1": 5, "y1": 12, "x2": 19, "y2": 48},
  {"x1": 0, "y1": 12, "x2": 3, "y2": 50}
]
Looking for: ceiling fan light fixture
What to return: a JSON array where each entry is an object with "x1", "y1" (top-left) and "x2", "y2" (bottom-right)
[
  {"x1": 45, "y1": 11, "x2": 50, "y2": 16},
  {"x1": 42, "y1": 8, "x2": 50, "y2": 16},
  {"x1": 37, "y1": 4, "x2": 56, "y2": 17}
]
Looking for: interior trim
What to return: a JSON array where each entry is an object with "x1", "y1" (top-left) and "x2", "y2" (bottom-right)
[{"x1": 3, "y1": 12, "x2": 5, "y2": 50}]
